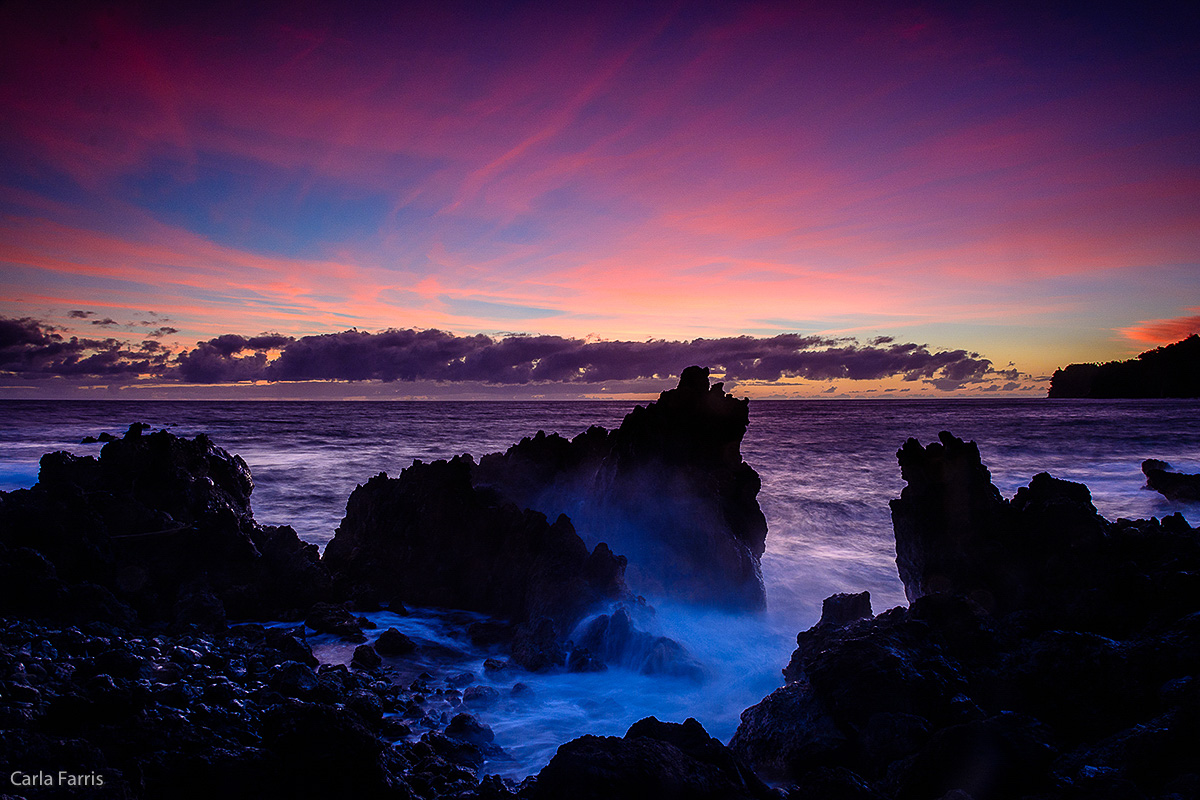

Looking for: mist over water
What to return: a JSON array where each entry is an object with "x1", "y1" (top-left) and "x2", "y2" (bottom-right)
[
  {"x1": 305, "y1": 601, "x2": 798, "y2": 777},
  {"x1": 3, "y1": 397, "x2": 1199, "y2": 776}
]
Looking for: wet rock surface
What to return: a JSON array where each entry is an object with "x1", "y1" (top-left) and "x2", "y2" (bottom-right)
[
  {"x1": 732, "y1": 433, "x2": 1200, "y2": 800},
  {"x1": 0, "y1": 424, "x2": 330, "y2": 628},
  {"x1": 376, "y1": 626, "x2": 418, "y2": 655},
  {"x1": 0, "y1": 616, "x2": 531, "y2": 799},
  {"x1": 1143, "y1": 458, "x2": 1200, "y2": 502},
  {"x1": 323, "y1": 456, "x2": 629, "y2": 639},
  {"x1": 473, "y1": 366, "x2": 769, "y2": 609},
  {"x1": 527, "y1": 716, "x2": 779, "y2": 800},
  {"x1": 305, "y1": 601, "x2": 374, "y2": 642},
  {"x1": 571, "y1": 606, "x2": 705, "y2": 681}
]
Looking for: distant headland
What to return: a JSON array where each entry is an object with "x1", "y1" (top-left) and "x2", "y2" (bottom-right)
[{"x1": 1048, "y1": 335, "x2": 1200, "y2": 398}]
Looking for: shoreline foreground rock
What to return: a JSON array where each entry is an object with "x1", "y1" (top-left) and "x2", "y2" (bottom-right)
[
  {"x1": 730, "y1": 431, "x2": 1200, "y2": 799},
  {"x1": 471, "y1": 365, "x2": 768, "y2": 610},
  {"x1": 0, "y1": 423, "x2": 330, "y2": 629},
  {"x1": 0, "y1": 426, "x2": 511, "y2": 799},
  {"x1": 1143, "y1": 458, "x2": 1200, "y2": 503}
]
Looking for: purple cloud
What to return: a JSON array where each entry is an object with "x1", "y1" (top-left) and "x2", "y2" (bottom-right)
[{"x1": 1, "y1": 317, "x2": 1009, "y2": 391}]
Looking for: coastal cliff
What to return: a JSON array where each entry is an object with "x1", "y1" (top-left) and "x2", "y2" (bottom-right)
[{"x1": 1048, "y1": 334, "x2": 1200, "y2": 398}]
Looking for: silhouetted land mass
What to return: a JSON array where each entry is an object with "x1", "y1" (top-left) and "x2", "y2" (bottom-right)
[{"x1": 1048, "y1": 334, "x2": 1200, "y2": 397}]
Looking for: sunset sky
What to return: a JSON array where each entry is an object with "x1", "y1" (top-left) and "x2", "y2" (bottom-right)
[{"x1": 1, "y1": 1, "x2": 1197, "y2": 398}]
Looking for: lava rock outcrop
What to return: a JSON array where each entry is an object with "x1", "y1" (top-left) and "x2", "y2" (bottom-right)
[
  {"x1": 1143, "y1": 458, "x2": 1200, "y2": 502},
  {"x1": 473, "y1": 366, "x2": 768, "y2": 610},
  {"x1": 323, "y1": 455, "x2": 629, "y2": 639},
  {"x1": 0, "y1": 424, "x2": 330, "y2": 628},
  {"x1": 527, "y1": 716, "x2": 778, "y2": 800},
  {"x1": 731, "y1": 433, "x2": 1200, "y2": 800}
]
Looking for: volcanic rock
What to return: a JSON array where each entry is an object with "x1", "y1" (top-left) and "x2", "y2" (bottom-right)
[
  {"x1": 323, "y1": 456, "x2": 628, "y2": 635},
  {"x1": 0, "y1": 425, "x2": 330, "y2": 627},
  {"x1": 1142, "y1": 458, "x2": 1200, "y2": 502},
  {"x1": 572, "y1": 606, "x2": 705, "y2": 680},
  {"x1": 733, "y1": 434, "x2": 1200, "y2": 798},
  {"x1": 507, "y1": 617, "x2": 567, "y2": 672},
  {"x1": 473, "y1": 366, "x2": 769, "y2": 609},
  {"x1": 527, "y1": 716, "x2": 778, "y2": 800},
  {"x1": 817, "y1": 591, "x2": 873, "y2": 628},
  {"x1": 462, "y1": 685, "x2": 500, "y2": 709},
  {"x1": 350, "y1": 643, "x2": 382, "y2": 671},
  {"x1": 445, "y1": 712, "x2": 495, "y2": 746},
  {"x1": 0, "y1": 616, "x2": 490, "y2": 799},
  {"x1": 888, "y1": 431, "x2": 1200, "y2": 633},
  {"x1": 271, "y1": 661, "x2": 319, "y2": 697},
  {"x1": 305, "y1": 601, "x2": 369, "y2": 642},
  {"x1": 374, "y1": 626, "x2": 417, "y2": 655}
]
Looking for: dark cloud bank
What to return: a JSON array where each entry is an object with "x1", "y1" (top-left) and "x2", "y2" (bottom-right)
[
  {"x1": 2, "y1": 316, "x2": 1011, "y2": 391},
  {"x1": 0, "y1": 316, "x2": 171, "y2": 378}
]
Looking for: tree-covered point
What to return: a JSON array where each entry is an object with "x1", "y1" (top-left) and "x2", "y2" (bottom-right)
[{"x1": 1049, "y1": 335, "x2": 1200, "y2": 398}]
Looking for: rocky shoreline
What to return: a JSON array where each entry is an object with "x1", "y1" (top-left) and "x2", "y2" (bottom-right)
[
  {"x1": 730, "y1": 433, "x2": 1199, "y2": 799},
  {"x1": 2, "y1": 376, "x2": 1198, "y2": 799}
]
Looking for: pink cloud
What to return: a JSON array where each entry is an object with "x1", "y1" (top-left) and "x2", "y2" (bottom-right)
[{"x1": 1121, "y1": 311, "x2": 1200, "y2": 345}]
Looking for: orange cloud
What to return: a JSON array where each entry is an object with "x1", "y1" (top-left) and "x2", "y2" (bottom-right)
[{"x1": 1121, "y1": 310, "x2": 1200, "y2": 345}]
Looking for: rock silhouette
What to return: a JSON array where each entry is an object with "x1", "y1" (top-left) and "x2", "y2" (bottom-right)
[
  {"x1": 527, "y1": 716, "x2": 778, "y2": 800},
  {"x1": 473, "y1": 365, "x2": 769, "y2": 609},
  {"x1": 323, "y1": 366, "x2": 766, "y2": 668},
  {"x1": 731, "y1": 433, "x2": 1200, "y2": 799},
  {"x1": 322, "y1": 455, "x2": 629, "y2": 641},
  {"x1": 1142, "y1": 458, "x2": 1200, "y2": 502},
  {"x1": 0, "y1": 424, "x2": 329, "y2": 628}
]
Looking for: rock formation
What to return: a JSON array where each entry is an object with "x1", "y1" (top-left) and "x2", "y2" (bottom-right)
[
  {"x1": 322, "y1": 455, "x2": 629, "y2": 639},
  {"x1": 571, "y1": 606, "x2": 706, "y2": 681},
  {"x1": 323, "y1": 366, "x2": 765, "y2": 669},
  {"x1": 473, "y1": 366, "x2": 768, "y2": 609},
  {"x1": 527, "y1": 717, "x2": 778, "y2": 800},
  {"x1": 0, "y1": 420, "x2": 523, "y2": 797},
  {"x1": 0, "y1": 424, "x2": 329, "y2": 628},
  {"x1": 731, "y1": 433, "x2": 1200, "y2": 799},
  {"x1": 889, "y1": 431, "x2": 1199, "y2": 634},
  {"x1": 1143, "y1": 458, "x2": 1200, "y2": 502}
]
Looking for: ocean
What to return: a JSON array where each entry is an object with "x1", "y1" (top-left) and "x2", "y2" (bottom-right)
[{"x1": 3, "y1": 397, "x2": 1199, "y2": 776}]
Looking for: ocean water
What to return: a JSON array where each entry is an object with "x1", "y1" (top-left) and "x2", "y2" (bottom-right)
[{"x1": 3, "y1": 397, "x2": 1199, "y2": 775}]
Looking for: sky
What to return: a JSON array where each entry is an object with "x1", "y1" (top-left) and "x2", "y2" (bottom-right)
[{"x1": 1, "y1": 0, "x2": 1197, "y2": 399}]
